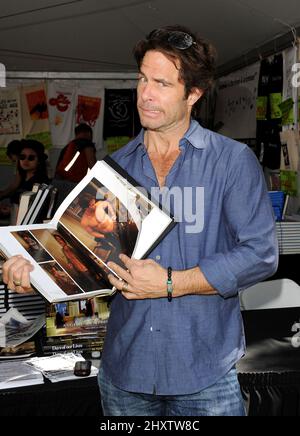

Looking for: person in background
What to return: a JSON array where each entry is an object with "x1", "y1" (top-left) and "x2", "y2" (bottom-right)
[
  {"x1": 53, "y1": 123, "x2": 97, "y2": 210},
  {"x1": 6, "y1": 140, "x2": 21, "y2": 163},
  {"x1": 2, "y1": 25, "x2": 278, "y2": 416},
  {"x1": 0, "y1": 140, "x2": 22, "y2": 219},
  {"x1": 55, "y1": 123, "x2": 96, "y2": 183},
  {"x1": 0, "y1": 139, "x2": 49, "y2": 207}
]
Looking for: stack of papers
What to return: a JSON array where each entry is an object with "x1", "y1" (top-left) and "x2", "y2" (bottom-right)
[
  {"x1": 0, "y1": 360, "x2": 44, "y2": 389},
  {"x1": 276, "y1": 222, "x2": 300, "y2": 254},
  {"x1": 0, "y1": 308, "x2": 45, "y2": 348},
  {"x1": 26, "y1": 353, "x2": 98, "y2": 383}
]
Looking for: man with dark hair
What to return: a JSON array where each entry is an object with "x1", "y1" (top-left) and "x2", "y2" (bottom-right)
[
  {"x1": 99, "y1": 25, "x2": 278, "y2": 416},
  {"x1": 2, "y1": 25, "x2": 278, "y2": 416}
]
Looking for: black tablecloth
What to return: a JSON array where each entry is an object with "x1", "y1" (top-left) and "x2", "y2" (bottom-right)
[
  {"x1": 238, "y1": 307, "x2": 300, "y2": 416},
  {"x1": 269, "y1": 254, "x2": 300, "y2": 285},
  {"x1": 0, "y1": 376, "x2": 102, "y2": 416}
]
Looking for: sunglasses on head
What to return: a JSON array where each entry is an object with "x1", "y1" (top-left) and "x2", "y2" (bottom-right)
[
  {"x1": 19, "y1": 154, "x2": 37, "y2": 161},
  {"x1": 147, "y1": 29, "x2": 196, "y2": 50}
]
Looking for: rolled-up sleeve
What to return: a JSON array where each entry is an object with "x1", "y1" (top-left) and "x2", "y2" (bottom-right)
[{"x1": 199, "y1": 147, "x2": 279, "y2": 299}]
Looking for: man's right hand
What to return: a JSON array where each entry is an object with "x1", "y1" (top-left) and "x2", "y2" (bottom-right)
[{"x1": 2, "y1": 255, "x2": 35, "y2": 293}]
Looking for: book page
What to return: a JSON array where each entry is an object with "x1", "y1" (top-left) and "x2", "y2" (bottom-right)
[
  {"x1": 100, "y1": 159, "x2": 175, "y2": 260},
  {"x1": 0, "y1": 224, "x2": 83, "y2": 302},
  {"x1": 58, "y1": 177, "x2": 139, "y2": 269},
  {"x1": 7, "y1": 225, "x2": 114, "y2": 302},
  {"x1": 55, "y1": 159, "x2": 174, "y2": 262},
  {"x1": 0, "y1": 159, "x2": 174, "y2": 303}
]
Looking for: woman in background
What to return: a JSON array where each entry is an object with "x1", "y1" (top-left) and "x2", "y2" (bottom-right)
[
  {"x1": 0, "y1": 139, "x2": 49, "y2": 223},
  {"x1": 0, "y1": 139, "x2": 49, "y2": 202}
]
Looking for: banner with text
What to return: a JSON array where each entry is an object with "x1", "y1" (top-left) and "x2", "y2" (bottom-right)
[
  {"x1": 215, "y1": 62, "x2": 260, "y2": 139},
  {"x1": 0, "y1": 87, "x2": 22, "y2": 147}
]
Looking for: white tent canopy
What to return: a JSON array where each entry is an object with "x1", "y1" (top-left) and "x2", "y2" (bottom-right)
[{"x1": 1, "y1": 0, "x2": 300, "y2": 73}]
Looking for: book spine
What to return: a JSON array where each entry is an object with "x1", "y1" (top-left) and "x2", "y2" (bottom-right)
[
  {"x1": 30, "y1": 186, "x2": 51, "y2": 224},
  {"x1": 42, "y1": 339, "x2": 104, "y2": 349},
  {"x1": 46, "y1": 187, "x2": 58, "y2": 220},
  {"x1": 21, "y1": 187, "x2": 45, "y2": 225},
  {"x1": 16, "y1": 193, "x2": 35, "y2": 225},
  {"x1": 42, "y1": 345, "x2": 103, "y2": 355},
  {"x1": 43, "y1": 340, "x2": 104, "y2": 347}
]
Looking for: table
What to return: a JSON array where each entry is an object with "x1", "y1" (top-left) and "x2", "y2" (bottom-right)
[
  {"x1": 0, "y1": 376, "x2": 102, "y2": 416},
  {"x1": 1, "y1": 254, "x2": 299, "y2": 416}
]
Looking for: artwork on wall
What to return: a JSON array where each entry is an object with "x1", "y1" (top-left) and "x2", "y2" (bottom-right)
[{"x1": 214, "y1": 62, "x2": 260, "y2": 140}]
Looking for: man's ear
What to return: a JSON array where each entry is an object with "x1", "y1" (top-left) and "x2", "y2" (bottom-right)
[{"x1": 187, "y1": 88, "x2": 204, "y2": 106}]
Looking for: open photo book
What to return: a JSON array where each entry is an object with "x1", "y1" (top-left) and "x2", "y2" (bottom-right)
[{"x1": 0, "y1": 156, "x2": 175, "y2": 303}]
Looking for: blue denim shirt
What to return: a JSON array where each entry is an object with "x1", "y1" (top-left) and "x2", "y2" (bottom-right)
[{"x1": 101, "y1": 120, "x2": 278, "y2": 395}]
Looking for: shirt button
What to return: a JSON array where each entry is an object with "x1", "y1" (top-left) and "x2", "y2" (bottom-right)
[{"x1": 156, "y1": 255, "x2": 161, "y2": 261}]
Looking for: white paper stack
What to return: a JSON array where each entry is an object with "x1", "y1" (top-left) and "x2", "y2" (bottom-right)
[
  {"x1": 276, "y1": 222, "x2": 300, "y2": 254},
  {"x1": 0, "y1": 360, "x2": 44, "y2": 389},
  {"x1": 26, "y1": 353, "x2": 98, "y2": 383},
  {"x1": 0, "y1": 308, "x2": 45, "y2": 348}
]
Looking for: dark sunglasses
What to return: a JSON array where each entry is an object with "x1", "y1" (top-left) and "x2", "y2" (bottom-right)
[
  {"x1": 147, "y1": 29, "x2": 196, "y2": 50},
  {"x1": 19, "y1": 154, "x2": 37, "y2": 161}
]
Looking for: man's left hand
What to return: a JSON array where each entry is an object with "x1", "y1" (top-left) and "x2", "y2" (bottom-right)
[{"x1": 107, "y1": 254, "x2": 167, "y2": 300}]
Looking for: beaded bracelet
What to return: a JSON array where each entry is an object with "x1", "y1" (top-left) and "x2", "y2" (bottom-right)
[{"x1": 167, "y1": 267, "x2": 173, "y2": 302}]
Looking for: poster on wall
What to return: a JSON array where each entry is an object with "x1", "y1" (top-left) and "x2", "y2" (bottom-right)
[
  {"x1": 21, "y1": 82, "x2": 52, "y2": 149},
  {"x1": 0, "y1": 87, "x2": 22, "y2": 148},
  {"x1": 214, "y1": 62, "x2": 260, "y2": 139},
  {"x1": 75, "y1": 87, "x2": 104, "y2": 150},
  {"x1": 282, "y1": 46, "x2": 298, "y2": 126},
  {"x1": 48, "y1": 82, "x2": 76, "y2": 147},
  {"x1": 103, "y1": 89, "x2": 141, "y2": 154}
]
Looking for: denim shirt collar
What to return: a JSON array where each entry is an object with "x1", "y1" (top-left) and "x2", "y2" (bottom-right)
[{"x1": 122, "y1": 119, "x2": 207, "y2": 157}]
